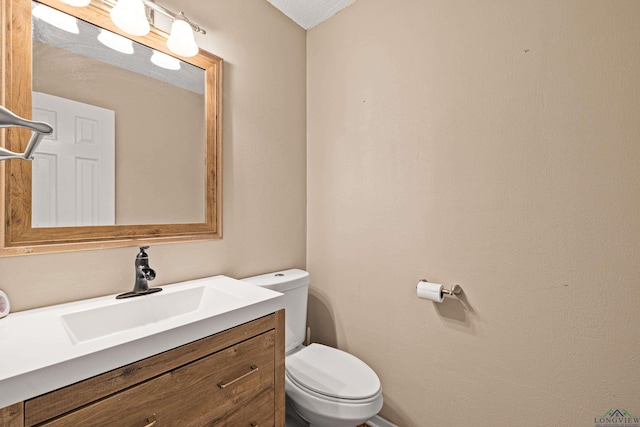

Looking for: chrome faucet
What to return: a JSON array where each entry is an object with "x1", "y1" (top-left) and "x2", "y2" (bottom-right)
[{"x1": 116, "y1": 246, "x2": 162, "y2": 299}]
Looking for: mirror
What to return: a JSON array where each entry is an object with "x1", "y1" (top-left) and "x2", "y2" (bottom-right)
[
  {"x1": 31, "y1": 2, "x2": 206, "y2": 227},
  {"x1": 2, "y1": 0, "x2": 222, "y2": 254}
]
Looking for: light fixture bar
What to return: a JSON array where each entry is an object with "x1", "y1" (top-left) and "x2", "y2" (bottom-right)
[
  {"x1": 95, "y1": 0, "x2": 205, "y2": 34},
  {"x1": 141, "y1": 1, "x2": 206, "y2": 34}
]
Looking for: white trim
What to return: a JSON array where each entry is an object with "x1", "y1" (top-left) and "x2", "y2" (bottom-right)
[{"x1": 367, "y1": 414, "x2": 398, "y2": 427}]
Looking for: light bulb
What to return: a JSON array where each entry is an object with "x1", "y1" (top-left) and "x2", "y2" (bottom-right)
[
  {"x1": 60, "y1": 0, "x2": 91, "y2": 6},
  {"x1": 110, "y1": 0, "x2": 150, "y2": 37},
  {"x1": 167, "y1": 13, "x2": 198, "y2": 57},
  {"x1": 97, "y1": 29, "x2": 134, "y2": 54},
  {"x1": 150, "y1": 50, "x2": 180, "y2": 70},
  {"x1": 32, "y1": 4, "x2": 79, "y2": 34}
]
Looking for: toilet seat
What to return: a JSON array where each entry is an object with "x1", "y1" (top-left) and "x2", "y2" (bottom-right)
[{"x1": 285, "y1": 343, "x2": 381, "y2": 401}]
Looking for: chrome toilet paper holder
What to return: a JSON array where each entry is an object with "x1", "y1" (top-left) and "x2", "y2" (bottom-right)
[
  {"x1": 419, "y1": 279, "x2": 462, "y2": 297},
  {"x1": 442, "y1": 283, "x2": 462, "y2": 296}
]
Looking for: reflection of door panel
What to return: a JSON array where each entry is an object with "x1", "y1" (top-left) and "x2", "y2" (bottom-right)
[{"x1": 32, "y1": 92, "x2": 115, "y2": 227}]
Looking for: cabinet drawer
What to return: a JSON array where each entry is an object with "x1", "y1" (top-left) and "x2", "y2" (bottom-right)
[
  {"x1": 213, "y1": 386, "x2": 274, "y2": 427},
  {"x1": 41, "y1": 331, "x2": 275, "y2": 427}
]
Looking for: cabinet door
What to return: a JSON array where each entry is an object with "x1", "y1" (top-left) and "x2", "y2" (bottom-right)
[{"x1": 41, "y1": 331, "x2": 275, "y2": 427}]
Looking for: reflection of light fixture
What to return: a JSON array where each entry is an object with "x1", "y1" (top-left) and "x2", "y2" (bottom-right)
[
  {"x1": 97, "y1": 29, "x2": 134, "y2": 54},
  {"x1": 32, "y1": 4, "x2": 79, "y2": 34},
  {"x1": 150, "y1": 50, "x2": 180, "y2": 70},
  {"x1": 59, "y1": 0, "x2": 91, "y2": 7},
  {"x1": 167, "y1": 13, "x2": 198, "y2": 57},
  {"x1": 110, "y1": 0, "x2": 150, "y2": 36}
]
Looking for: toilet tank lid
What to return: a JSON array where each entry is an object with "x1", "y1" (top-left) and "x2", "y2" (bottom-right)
[{"x1": 241, "y1": 269, "x2": 310, "y2": 292}]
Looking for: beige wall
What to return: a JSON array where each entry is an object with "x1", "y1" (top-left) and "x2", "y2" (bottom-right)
[
  {"x1": 2, "y1": 0, "x2": 306, "y2": 311},
  {"x1": 307, "y1": 0, "x2": 640, "y2": 425}
]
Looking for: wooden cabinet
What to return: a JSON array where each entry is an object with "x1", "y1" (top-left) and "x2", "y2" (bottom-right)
[{"x1": 1, "y1": 311, "x2": 285, "y2": 427}]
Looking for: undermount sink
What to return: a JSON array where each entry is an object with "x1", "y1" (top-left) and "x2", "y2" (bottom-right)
[{"x1": 61, "y1": 285, "x2": 237, "y2": 344}]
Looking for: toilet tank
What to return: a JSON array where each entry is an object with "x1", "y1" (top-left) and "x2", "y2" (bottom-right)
[{"x1": 241, "y1": 269, "x2": 309, "y2": 353}]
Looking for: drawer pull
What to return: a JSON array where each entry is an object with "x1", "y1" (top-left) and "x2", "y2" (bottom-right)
[
  {"x1": 144, "y1": 415, "x2": 157, "y2": 427},
  {"x1": 250, "y1": 423, "x2": 258, "y2": 427},
  {"x1": 218, "y1": 365, "x2": 259, "y2": 388}
]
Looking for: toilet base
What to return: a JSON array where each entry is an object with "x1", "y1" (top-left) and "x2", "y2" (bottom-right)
[
  {"x1": 286, "y1": 392, "x2": 382, "y2": 427},
  {"x1": 286, "y1": 401, "x2": 394, "y2": 427},
  {"x1": 285, "y1": 397, "x2": 309, "y2": 427}
]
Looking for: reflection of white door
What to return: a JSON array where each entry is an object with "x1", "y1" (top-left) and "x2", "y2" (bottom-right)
[{"x1": 32, "y1": 92, "x2": 115, "y2": 227}]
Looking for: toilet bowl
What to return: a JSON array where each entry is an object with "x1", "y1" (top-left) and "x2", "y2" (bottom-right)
[
  {"x1": 285, "y1": 343, "x2": 383, "y2": 427},
  {"x1": 241, "y1": 269, "x2": 383, "y2": 427}
]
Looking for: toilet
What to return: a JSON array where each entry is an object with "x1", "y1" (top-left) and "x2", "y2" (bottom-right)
[{"x1": 242, "y1": 269, "x2": 383, "y2": 427}]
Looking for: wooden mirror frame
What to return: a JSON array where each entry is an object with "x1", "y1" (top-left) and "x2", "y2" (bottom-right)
[{"x1": 0, "y1": 0, "x2": 222, "y2": 256}]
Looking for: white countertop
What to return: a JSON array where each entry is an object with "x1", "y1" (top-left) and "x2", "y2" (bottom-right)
[{"x1": 0, "y1": 275, "x2": 284, "y2": 408}]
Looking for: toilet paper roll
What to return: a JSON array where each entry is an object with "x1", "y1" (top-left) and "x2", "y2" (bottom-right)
[{"x1": 417, "y1": 281, "x2": 444, "y2": 303}]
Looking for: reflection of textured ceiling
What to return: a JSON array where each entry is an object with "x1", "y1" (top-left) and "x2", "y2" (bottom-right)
[
  {"x1": 267, "y1": 0, "x2": 357, "y2": 30},
  {"x1": 32, "y1": 6, "x2": 205, "y2": 94}
]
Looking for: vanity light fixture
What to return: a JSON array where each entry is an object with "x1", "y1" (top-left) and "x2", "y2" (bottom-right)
[
  {"x1": 57, "y1": 0, "x2": 206, "y2": 58},
  {"x1": 167, "y1": 13, "x2": 199, "y2": 57},
  {"x1": 150, "y1": 50, "x2": 180, "y2": 70},
  {"x1": 97, "y1": 28, "x2": 134, "y2": 54},
  {"x1": 110, "y1": 0, "x2": 150, "y2": 36},
  {"x1": 32, "y1": 3, "x2": 79, "y2": 34}
]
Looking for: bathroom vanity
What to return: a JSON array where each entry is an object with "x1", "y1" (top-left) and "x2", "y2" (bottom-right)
[{"x1": 0, "y1": 276, "x2": 285, "y2": 427}]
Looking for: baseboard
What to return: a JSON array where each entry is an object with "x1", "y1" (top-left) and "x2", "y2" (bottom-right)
[{"x1": 367, "y1": 414, "x2": 398, "y2": 427}]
